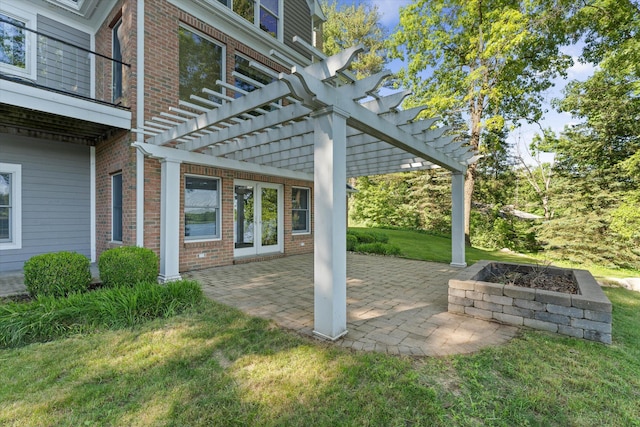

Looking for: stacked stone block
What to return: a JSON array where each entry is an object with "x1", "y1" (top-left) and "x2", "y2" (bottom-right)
[{"x1": 448, "y1": 260, "x2": 612, "y2": 344}]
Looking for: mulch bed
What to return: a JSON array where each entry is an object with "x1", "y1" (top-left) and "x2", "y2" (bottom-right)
[{"x1": 484, "y1": 265, "x2": 579, "y2": 295}]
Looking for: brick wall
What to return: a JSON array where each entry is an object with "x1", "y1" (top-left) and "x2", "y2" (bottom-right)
[
  {"x1": 177, "y1": 164, "x2": 314, "y2": 272},
  {"x1": 95, "y1": 0, "x2": 317, "y2": 271},
  {"x1": 94, "y1": 0, "x2": 138, "y2": 261}
]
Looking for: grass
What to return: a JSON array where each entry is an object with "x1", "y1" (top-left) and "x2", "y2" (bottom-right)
[
  {"x1": 352, "y1": 227, "x2": 640, "y2": 280},
  {"x1": 0, "y1": 280, "x2": 203, "y2": 347},
  {"x1": 1, "y1": 227, "x2": 639, "y2": 425},
  {"x1": 1, "y1": 289, "x2": 638, "y2": 426}
]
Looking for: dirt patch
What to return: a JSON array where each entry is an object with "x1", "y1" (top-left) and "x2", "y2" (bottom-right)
[{"x1": 482, "y1": 263, "x2": 579, "y2": 294}]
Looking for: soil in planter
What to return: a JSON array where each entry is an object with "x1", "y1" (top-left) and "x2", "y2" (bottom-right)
[{"x1": 484, "y1": 263, "x2": 580, "y2": 295}]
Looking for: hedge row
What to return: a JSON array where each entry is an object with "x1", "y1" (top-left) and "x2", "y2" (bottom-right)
[{"x1": 23, "y1": 246, "x2": 159, "y2": 299}]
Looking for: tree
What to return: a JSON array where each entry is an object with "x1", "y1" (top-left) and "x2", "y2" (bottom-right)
[
  {"x1": 321, "y1": 0, "x2": 387, "y2": 78},
  {"x1": 389, "y1": 0, "x2": 572, "y2": 244},
  {"x1": 515, "y1": 130, "x2": 557, "y2": 220}
]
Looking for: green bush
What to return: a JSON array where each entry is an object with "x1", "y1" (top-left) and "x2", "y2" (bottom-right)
[
  {"x1": 347, "y1": 234, "x2": 358, "y2": 251},
  {"x1": 355, "y1": 242, "x2": 401, "y2": 256},
  {"x1": 99, "y1": 246, "x2": 159, "y2": 287},
  {"x1": 23, "y1": 252, "x2": 91, "y2": 298},
  {"x1": 0, "y1": 280, "x2": 204, "y2": 348},
  {"x1": 348, "y1": 229, "x2": 390, "y2": 244}
]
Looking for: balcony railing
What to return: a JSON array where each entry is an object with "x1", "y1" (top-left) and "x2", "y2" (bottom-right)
[{"x1": 0, "y1": 16, "x2": 130, "y2": 109}]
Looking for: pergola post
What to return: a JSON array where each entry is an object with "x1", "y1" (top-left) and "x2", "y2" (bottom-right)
[
  {"x1": 450, "y1": 171, "x2": 467, "y2": 268},
  {"x1": 312, "y1": 106, "x2": 348, "y2": 340},
  {"x1": 159, "y1": 158, "x2": 182, "y2": 282}
]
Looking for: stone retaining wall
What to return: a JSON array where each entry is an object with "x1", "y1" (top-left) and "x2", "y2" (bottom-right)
[{"x1": 448, "y1": 260, "x2": 612, "y2": 344}]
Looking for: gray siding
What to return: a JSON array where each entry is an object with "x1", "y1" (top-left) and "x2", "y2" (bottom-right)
[
  {"x1": 0, "y1": 134, "x2": 91, "y2": 272},
  {"x1": 37, "y1": 15, "x2": 91, "y2": 97},
  {"x1": 284, "y1": 0, "x2": 313, "y2": 60}
]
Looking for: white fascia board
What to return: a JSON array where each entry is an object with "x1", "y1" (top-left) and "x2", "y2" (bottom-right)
[
  {"x1": 20, "y1": 1, "x2": 104, "y2": 32},
  {"x1": 1, "y1": 79, "x2": 131, "y2": 129},
  {"x1": 170, "y1": 0, "x2": 311, "y2": 67},
  {"x1": 133, "y1": 142, "x2": 313, "y2": 182}
]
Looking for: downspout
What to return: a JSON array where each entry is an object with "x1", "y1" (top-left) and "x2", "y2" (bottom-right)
[
  {"x1": 90, "y1": 146, "x2": 96, "y2": 262},
  {"x1": 135, "y1": 0, "x2": 145, "y2": 247}
]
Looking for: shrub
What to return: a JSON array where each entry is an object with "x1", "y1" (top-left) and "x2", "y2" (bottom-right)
[
  {"x1": 348, "y1": 229, "x2": 389, "y2": 244},
  {"x1": 0, "y1": 280, "x2": 204, "y2": 348},
  {"x1": 355, "y1": 242, "x2": 401, "y2": 256},
  {"x1": 347, "y1": 234, "x2": 358, "y2": 251},
  {"x1": 23, "y1": 252, "x2": 91, "y2": 298},
  {"x1": 99, "y1": 246, "x2": 159, "y2": 288}
]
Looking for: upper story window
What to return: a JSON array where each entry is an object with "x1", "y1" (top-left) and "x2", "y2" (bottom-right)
[
  {"x1": 112, "y1": 19, "x2": 123, "y2": 101},
  {"x1": 0, "y1": 5, "x2": 36, "y2": 80},
  {"x1": 218, "y1": 0, "x2": 282, "y2": 39},
  {"x1": 179, "y1": 25, "x2": 224, "y2": 102}
]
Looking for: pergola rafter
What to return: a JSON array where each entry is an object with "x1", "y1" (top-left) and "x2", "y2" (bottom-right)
[{"x1": 132, "y1": 42, "x2": 478, "y2": 340}]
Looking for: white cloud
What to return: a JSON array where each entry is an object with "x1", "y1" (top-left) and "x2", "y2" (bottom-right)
[
  {"x1": 567, "y1": 56, "x2": 596, "y2": 80},
  {"x1": 368, "y1": 0, "x2": 411, "y2": 28}
]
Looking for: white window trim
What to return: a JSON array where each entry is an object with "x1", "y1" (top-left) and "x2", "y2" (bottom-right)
[
  {"x1": 220, "y1": 0, "x2": 283, "y2": 41},
  {"x1": 291, "y1": 186, "x2": 311, "y2": 235},
  {"x1": 184, "y1": 174, "x2": 222, "y2": 242},
  {"x1": 254, "y1": 0, "x2": 283, "y2": 41},
  {"x1": 0, "y1": 4, "x2": 37, "y2": 81},
  {"x1": 111, "y1": 172, "x2": 123, "y2": 243},
  {"x1": 0, "y1": 163, "x2": 22, "y2": 250}
]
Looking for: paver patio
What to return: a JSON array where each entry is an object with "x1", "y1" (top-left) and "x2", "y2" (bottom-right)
[{"x1": 186, "y1": 253, "x2": 519, "y2": 356}]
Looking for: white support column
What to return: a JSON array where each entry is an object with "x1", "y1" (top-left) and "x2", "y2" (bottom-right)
[
  {"x1": 159, "y1": 158, "x2": 182, "y2": 282},
  {"x1": 451, "y1": 171, "x2": 467, "y2": 268},
  {"x1": 313, "y1": 106, "x2": 349, "y2": 340},
  {"x1": 90, "y1": 146, "x2": 96, "y2": 263}
]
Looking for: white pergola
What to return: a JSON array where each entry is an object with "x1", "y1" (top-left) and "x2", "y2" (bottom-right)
[{"x1": 133, "y1": 43, "x2": 478, "y2": 340}]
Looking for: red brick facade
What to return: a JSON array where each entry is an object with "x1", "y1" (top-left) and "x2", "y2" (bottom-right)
[{"x1": 93, "y1": 0, "x2": 315, "y2": 273}]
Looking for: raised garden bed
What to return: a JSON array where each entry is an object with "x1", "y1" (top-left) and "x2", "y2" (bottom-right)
[{"x1": 448, "y1": 260, "x2": 612, "y2": 344}]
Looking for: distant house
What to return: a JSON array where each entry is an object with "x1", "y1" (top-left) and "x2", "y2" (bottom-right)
[{"x1": 1, "y1": 0, "x2": 477, "y2": 339}]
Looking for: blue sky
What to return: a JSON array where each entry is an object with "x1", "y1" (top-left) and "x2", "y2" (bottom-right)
[{"x1": 334, "y1": 0, "x2": 595, "y2": 163}]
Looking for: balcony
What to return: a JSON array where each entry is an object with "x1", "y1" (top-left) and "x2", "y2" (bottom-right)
[{"x1": 0, "y1": 16, "x2": 131, "y2": 143}]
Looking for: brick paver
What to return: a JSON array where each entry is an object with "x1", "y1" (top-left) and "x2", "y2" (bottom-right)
[
  {"x1": 0, "y1": 253, "x2": 518, "y2": 355},
  {"x1": 187, "y1": 253, "x2": 519, "y2": 356}
]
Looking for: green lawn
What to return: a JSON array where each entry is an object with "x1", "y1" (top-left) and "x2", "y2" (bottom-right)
[
  {"x1": 355, "y1": 227, "x2": 640, "y2": 280},
  {"x1": 2, "y1": 228, "x2": 639, "y2": 425},
  {"x1": 1, "y1": 289, "x2": 639, "y2": 426}
]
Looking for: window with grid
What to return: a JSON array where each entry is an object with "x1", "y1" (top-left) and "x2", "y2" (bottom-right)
[{"x1": 291, "y1": 187, "x2": 310, "y2": 234}]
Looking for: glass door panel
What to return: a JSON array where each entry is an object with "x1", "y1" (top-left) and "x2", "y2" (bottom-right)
[
  {"x1": 234, "y1": 184, "x2": 255, "y2": 251},
  {"x1": 260, "y1": 187, "x2": 278, "y2": 248},
  {"x1": 234, "y1": 181, "x2": 282, "y2": 257}
]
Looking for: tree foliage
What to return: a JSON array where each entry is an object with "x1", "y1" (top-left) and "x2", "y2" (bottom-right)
[
  {"x1": 389, "y1": 0, "x2": 572, "y2": 243},
  {"x1": 321, "y1": 0, "x2": 387, "y2": 78}
]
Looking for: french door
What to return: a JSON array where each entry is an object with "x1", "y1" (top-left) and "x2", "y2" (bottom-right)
[{"x1": 234, "y1": 180, "x2": 283, "y2": 257}]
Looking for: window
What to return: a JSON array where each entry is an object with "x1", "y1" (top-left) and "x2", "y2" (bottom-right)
[
  {"x1": 218, "y1": 0, "x2": 281, "y2": 39},
  {"x1": 291, "y1": 187, "x2": 310, "y2": 234},
  {"x1": 0, "y1": 163, "x2": 22, "y2": 250},
  {"x1": 258, "y1": 0, "x2": 279, "y2": 37},
  {"x1": 112, "y1": 19, "x2": 123, "y2": 101},
  {"x1": 0, "y1": 5, "x2": 36, "y2": 79},
  {"x1": 179, "y1": 26, "x2": 224, "y2": 103},
  {"x1": 112, "y1": 173, "x2": 122, "y2": 242},
  {"x1": 185, "y1": 176, "x2": 221, "y2": 240},
  {"x1": 234, "y1": 54, "x2": 274, "y2": 95}
]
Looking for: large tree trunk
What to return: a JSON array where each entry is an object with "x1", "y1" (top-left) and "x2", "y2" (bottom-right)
[
  {"x1": 464, "y1": 163, "x2": 476, "y2": 245},
  {"x1": 465, "y1": 97, "x2": 482, "y2": 246}
]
